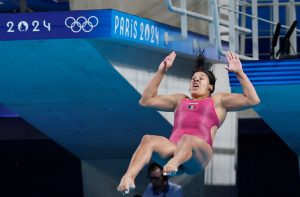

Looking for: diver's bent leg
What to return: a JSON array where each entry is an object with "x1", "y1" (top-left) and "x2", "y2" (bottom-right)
[
  {"x1": 117, "y1": 135, "x2": 176, "y2": 194},
  {"x1": 163, "y1": 134, "x2": 192, "y2": 175},
  {"x1": 163, "y1": 134, "x2": 212, "y2": 176}
]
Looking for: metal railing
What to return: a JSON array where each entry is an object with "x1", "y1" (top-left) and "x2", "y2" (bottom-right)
[{"x1": 164, "y1": 0, "x2": 300, "y2": 60}]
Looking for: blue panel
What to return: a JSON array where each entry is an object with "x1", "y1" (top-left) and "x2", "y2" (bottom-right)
[
  {"x1": 110, "y1": 10, "x2": 218, "y2": 53},
  {"x1": 111, "y1": 10, "x2": 161, "y2": 47},
  {"x1": 108, "y1": 10, "x2": 226, "y2": 60},
  {"x1": 0, "y1": 9, "x2": 226, "y2": 61},
  {"x1": 0, "y1": 10, "x2": 112, "y2": 40},
  {"x1": 230, "y1": 59, "x2": 300, "y2": 85}
]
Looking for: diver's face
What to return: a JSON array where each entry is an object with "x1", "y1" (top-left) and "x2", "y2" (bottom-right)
[{"x1": 190, "y1": 72, "x2": 212, "y2": 98}]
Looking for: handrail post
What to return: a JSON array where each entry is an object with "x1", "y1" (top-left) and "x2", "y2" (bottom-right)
[
  {"x1": 208, "y1": 0, "x2": 216, "y2": 46},
  {"x1": 210, "y1": 0, "x2": 223, "y2": 56},
  {"x1": 228, "y1": 0, "x2": 236, "y2": 52},
  {"x1": 180, "y1": 0, "x2": 188, "y2": 38},
  {"x1": 252, "y1": 0, "x2": 259, "y2": 59},
  {"x1": 240, "y1": 1, "x2": 247, "y2": 56},
  {"x1": 273, "y1": 0, "x2": 280, "y2": 54},
  {"x1": 287, "y1": 0, "x2": 297, "y2": 54}
]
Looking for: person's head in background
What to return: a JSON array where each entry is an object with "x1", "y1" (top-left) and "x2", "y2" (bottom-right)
[{"x1": 147, "y1": 162, "x2": 168, "y2": 191}]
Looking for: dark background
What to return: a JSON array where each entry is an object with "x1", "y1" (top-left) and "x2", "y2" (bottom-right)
[
  {"x1": 205, "y1": 118, "x2": 300, "y2": 197},
  {"x1": 0, "y1": 117, "x2": 83, "y2": 197},
  {"x1": 237, "y1": 118, "x2": 300, "y2": 197}
]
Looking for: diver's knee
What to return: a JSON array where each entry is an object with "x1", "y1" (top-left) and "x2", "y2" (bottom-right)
[{"x1": 140, "y1": 134, "x2": 155, "y2": 146}]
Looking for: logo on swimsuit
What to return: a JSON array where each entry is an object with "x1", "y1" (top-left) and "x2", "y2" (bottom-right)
[{"x1": 188, "y1": 105, "x2": 195, "y2": 110}]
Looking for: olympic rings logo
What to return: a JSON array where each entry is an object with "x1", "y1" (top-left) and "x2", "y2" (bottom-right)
[{"x1": 65, "y1": 16, "x2": 99, "y2": 33}]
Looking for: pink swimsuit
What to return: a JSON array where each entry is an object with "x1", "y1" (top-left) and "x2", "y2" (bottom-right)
[{"x1": 169, "y1": 97, "x2": 220, "y2": 147}]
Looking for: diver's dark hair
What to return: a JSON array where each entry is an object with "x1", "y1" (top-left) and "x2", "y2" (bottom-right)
[{"x1": 192, "y1": 50, "x2": 216, "y2": 93}]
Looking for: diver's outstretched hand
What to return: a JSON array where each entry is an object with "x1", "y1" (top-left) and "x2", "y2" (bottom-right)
[
  {"x1": 158, "y1": 51, "x2": 176, "y2": 73},
  {"x1": 225, "y1": 51, "x2": 243, "y2": 74}
]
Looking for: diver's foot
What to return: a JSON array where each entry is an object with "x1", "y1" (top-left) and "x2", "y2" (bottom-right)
[
  {"x1": 163, "y1": 161, "x2": 179, "y2": 176},
  {"x1": 117, "y1": 175, "x2": 136, "y2": 195}
]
